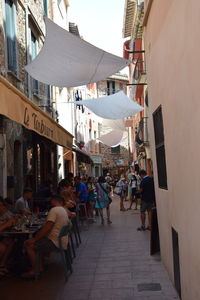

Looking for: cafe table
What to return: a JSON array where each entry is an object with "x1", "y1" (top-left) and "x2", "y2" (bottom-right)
[{"x1": 0, "y1": 225, "x2": 41, "y2": 237}]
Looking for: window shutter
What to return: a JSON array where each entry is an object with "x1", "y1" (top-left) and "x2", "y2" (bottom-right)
[{"x1": 5, "y1": 0, "x2": 17, "y2": 74}]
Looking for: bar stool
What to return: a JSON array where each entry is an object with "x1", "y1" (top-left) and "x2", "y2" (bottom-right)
[
  {"x1": 77, "y1": 202, "x2": 89, "y2": 228},
  {"x1": 71, "y1": 217, "x2": 81, "y2": 247}
]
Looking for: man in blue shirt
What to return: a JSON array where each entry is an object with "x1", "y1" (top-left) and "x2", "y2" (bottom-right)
[
  {"x1": 137, "y1": 170, "x2": 155, "y2": 231},
  {"x1": 74, "y1": 176, "x2": 88, "y2": 202}
]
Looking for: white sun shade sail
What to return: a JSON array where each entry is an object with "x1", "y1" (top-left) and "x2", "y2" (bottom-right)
[
  {"x1": 73, "y1": 91, "x2": 143, "y2": 119},
  {"x1": 25, "y1": 18, "x2": 130, "y2": 88},
  {"x1": 97, "y1": 130, "x2": 125, "y2": 147},
  {"x1": 102, "y1": 119, "x2": 125, "y2": 131}
]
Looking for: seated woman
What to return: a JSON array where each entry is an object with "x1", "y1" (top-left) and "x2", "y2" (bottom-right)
[
  {"x1": 60, "y1": 190, "x2": 76, "y2": 218},
  {"x1": 0, "y1": 201, "x2": 16, "y2": 277}
]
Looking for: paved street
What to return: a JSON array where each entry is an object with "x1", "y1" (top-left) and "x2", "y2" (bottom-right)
[
  {"x1": 58, "y1": 196, "x2": 179, "y2": 300},
  {"x1": 1, "y1": 197, "x2": 179, "y2": 300}
]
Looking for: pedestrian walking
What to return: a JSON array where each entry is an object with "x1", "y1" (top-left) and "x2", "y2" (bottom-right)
[
  {"x1": 116, "y1": 177, "x2": 127, "y2": 211},
  {"x1": 86, "y1": 177, "x2": 96, "y2": 221},
  {"x1": 127, "y1": 170, "x2": 133, "y2": 201},
  {"x1": 95, "y1": 176, "x2": 112, "y2": 225},
  {"x1": 137, "y1": 170, "x2": 155, "y2": 231}
]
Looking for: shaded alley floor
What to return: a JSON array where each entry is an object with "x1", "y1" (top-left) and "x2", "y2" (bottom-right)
[{"x1": 1, "y1": 197, "x2": 179, "y2": 300}]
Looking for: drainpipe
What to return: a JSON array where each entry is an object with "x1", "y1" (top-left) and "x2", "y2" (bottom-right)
[{"x1": 0, "y1": 134, "x2": 7, "y2": 198}]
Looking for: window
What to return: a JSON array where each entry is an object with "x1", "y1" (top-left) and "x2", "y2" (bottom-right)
[
  {"x1": 89, "y1": 129, "x2": 92, "y2": 151},
  {"x1": 111, "y1": 145, "x2": 120, "y2": 154},
  {"x1": 43, "y1": 0, "x2": 48, "y2": 16},
  {"x1": 46, "y1": 85, "x2": 51, "y2": 107},
  {"x1": 107, "y1": 81, "x2": 115, "y2": 95},
  {"x1": 153, "y1": 106, "x2": 168, "y2": 189},
  {"x1": 5, "y1": 0, "x2": 17, "y2": 74},
  {"x1": 30, "y1": 31, "x2": 39, "y2": 94}
]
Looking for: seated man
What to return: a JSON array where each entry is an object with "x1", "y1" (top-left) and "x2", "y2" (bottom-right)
[
  {"x1": 23, "y1": 195, "x2": 69, "y2": 278},
  {"x1": 15, "y1": 188, "x2": 33, "y2": 215}
]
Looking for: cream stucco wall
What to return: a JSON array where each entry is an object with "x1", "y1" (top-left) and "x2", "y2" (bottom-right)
[{"x1": 145, "y1": 1, "x2": 200, "y2": 299}]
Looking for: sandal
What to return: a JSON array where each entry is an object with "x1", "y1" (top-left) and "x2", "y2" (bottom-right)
[
  {"x1": 0, "y1": 267, "x2": 9, "y2": 274},
  {"x1": 137, "y1": 226, "x2": 146, "y2": 231},
  {"x1": 21, "y1": 272, "x2": 36, "y2": 279}
]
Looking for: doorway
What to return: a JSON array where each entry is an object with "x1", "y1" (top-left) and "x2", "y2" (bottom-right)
[{"x1": 172, "y1": 227, "x2": 181, "y2": 298}]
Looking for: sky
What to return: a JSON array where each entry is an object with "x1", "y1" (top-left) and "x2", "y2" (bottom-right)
[{"x1": 68, "y1": 0, "x2": 126, "y2": 57}]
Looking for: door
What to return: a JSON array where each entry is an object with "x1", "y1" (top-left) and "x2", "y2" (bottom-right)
[{"x1": 172, "y1": 228, "x2": 181, "y2": 298}]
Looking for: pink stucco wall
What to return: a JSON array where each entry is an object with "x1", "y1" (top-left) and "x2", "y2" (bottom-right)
[{"x1": 144, "y1": 1, "x2": 200, "y2": 299}]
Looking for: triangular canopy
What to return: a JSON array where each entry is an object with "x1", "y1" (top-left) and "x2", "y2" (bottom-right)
[
  {"x1": 25, "y1": 18, "x2": 130, "y2": 88},
  {"x1": 73, "y1": 91, "x2": 143, "y2": 119}
]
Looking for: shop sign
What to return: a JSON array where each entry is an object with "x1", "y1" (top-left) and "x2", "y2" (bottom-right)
[
  {"x1": 0, "y1": 76, "x2": 73, "y2": 149},
  {"x1": 24, "y1": 108, "x2": 53, "y2": 139},
  {"x1": 90, "y1": 155, "x2": 102, "y2": 164}
]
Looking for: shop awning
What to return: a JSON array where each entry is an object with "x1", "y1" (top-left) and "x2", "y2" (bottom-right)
[
  {"x1": 25, "y1": 18, "x2": 130, "y2": 88},
  {"x1": 0, "y1": 76, "x2": 73, "y2": 149},
  {"x1": 72, "y1": 146, "x2": 94, "y2": 165},
  {"x1": 73, "y1": 91, "x2": 143, "y2": 119}
]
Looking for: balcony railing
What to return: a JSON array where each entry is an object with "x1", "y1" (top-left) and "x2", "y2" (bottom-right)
[{"x1": 133, "y1": 53, "x2": 146, "y2": 81}]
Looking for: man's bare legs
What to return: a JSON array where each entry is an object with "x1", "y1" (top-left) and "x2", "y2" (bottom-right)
[
  {"x1": 147, "y1": 209, "x2": 152, "y2": 230},
  {"x1": 25, "y1": 243, "x2": 37, "y2": 275},
  {"x1": 138, "y1": 210, "x2": 152, "y2": 231}
]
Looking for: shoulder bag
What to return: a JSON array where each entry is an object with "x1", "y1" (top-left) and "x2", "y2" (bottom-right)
[{"x1": 100, "y1": 183, "x2": 112, "y2": 204}]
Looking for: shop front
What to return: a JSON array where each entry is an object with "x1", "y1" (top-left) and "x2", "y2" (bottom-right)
[
  {"x1": 72, "y1": 146, "x2": 94, "y2": 177},
  {"x1": 90, "y1": 154, "x2": 103, "y2": 178},
  {"x1": 0, "y1": 76, "x2": 73, "y2": 199}
]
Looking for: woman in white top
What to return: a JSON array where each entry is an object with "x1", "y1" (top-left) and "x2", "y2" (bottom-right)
[{"x1": 127, "y1": 175, "x2": 138, "y2": 210}]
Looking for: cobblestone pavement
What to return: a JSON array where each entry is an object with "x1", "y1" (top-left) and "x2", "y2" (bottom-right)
[
  {"x1": 58, "y1": 197, "x2": 179, "y2": 300},
  {"x1": 1, "y1": 196, "x2": 179, "y2": 300}
]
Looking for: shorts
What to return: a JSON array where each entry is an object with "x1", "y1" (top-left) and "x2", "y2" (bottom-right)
[
  {"x1": 132, "y1": 188, "x2": 137, "y2": 196},
  {"x1": 35, "y1": 237, "x2": 57, "y2": 253},
  {"x1": 135, "y1": 191, "x2": 141, "y2": 199},
  {"x1": 140, "y1": 201, "x2": 153, "y2": 213}
]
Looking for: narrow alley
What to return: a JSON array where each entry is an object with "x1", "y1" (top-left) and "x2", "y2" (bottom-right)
[{"x1": 1, "y1": 196, "x2": 179, "y2": 300}]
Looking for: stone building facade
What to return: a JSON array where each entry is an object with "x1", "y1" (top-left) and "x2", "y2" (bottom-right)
[{"x1": 0, "y1": 1, "x2": 66, "y2": 199}]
